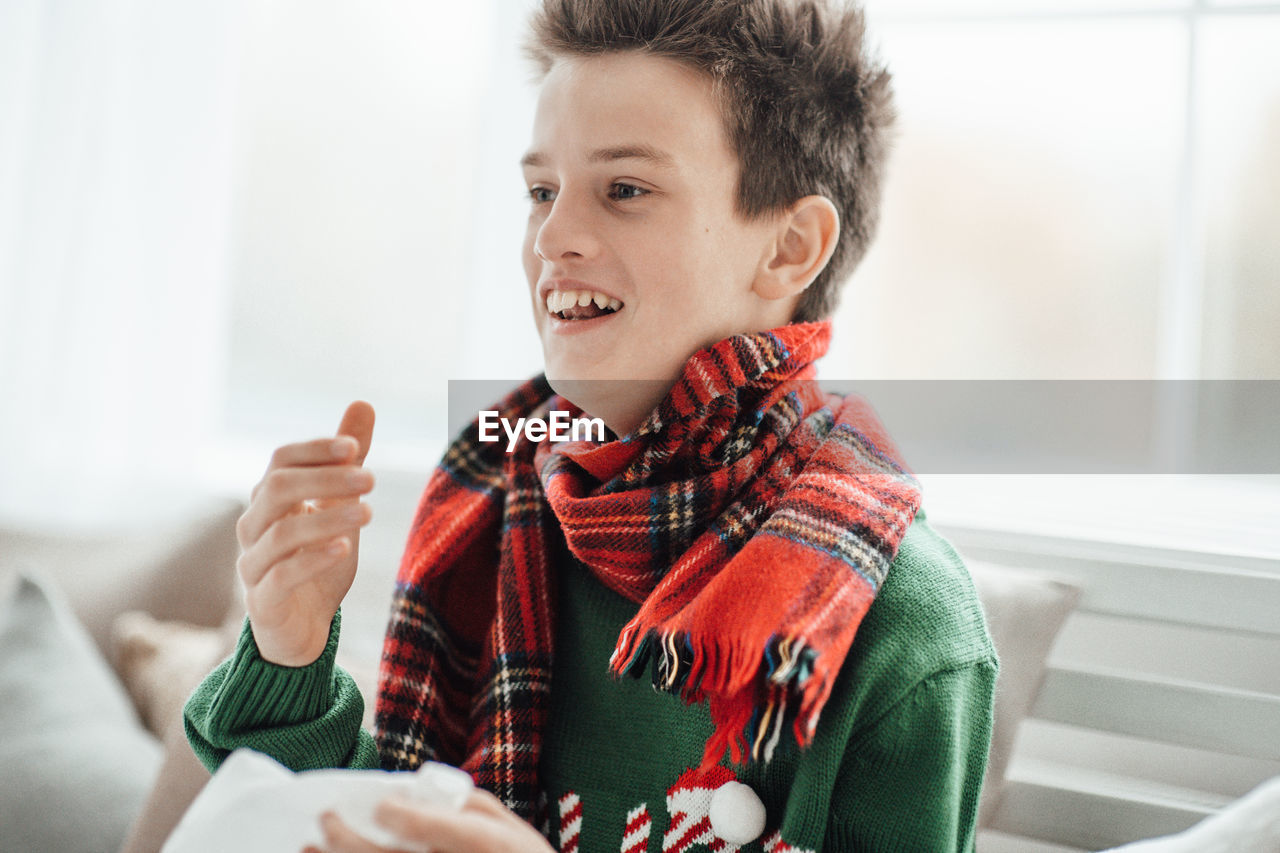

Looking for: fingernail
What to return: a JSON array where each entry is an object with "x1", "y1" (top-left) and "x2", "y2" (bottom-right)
[
  {"x1": 342, "y1": 504, "x2": 366, "y2": 523},
  {"x1": 325, "y1": 538, "x2": 347, "y2": 555},
  {"x1": 333, "y1": 437, "x2": 356, "y2": 458}
]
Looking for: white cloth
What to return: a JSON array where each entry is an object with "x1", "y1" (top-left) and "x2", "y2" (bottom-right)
[
  {"x1": 1105, "y1": 775, "x2": 1280, "y2": 853},
  {"x1": 163, "y1": 748, "x2": 473, "y2": 853}
]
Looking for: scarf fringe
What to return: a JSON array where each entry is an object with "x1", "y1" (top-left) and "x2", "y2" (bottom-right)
[{"x1": 610, "y1": 623, "x2": 831, "y2": 770}]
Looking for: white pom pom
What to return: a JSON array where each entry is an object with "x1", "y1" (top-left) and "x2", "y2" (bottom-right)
[{"x1": 708, "y1": 781, "x2": 766, "y2": 844}]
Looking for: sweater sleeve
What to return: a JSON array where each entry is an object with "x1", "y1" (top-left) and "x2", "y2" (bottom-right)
[
  {"x1": 183, "y1": 609, "x2": 381, "y2": 773},
  {"x1": 825, "y1": 660, "x2": 998, "y2": 853}
]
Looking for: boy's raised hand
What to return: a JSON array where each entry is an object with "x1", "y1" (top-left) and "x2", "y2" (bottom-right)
[{"x1": 235, "y1": 401, "x2": 376, "y2": 667}]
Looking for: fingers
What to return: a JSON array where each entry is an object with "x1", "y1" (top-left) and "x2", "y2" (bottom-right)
[
  {"x1": 251, "y1": 437, "x2": 361, "y2": 503},
  {"x1": 318, "y1": 810, "x2": 381, "y2": 852},
  {"x1": 239, "y1": 544, "x2": 347, "y2": 608},
  {"x1": 238, "y1": 465, "x2": 375, "y2": 548},
  {"x1": 272, "y1": 435, "x2": 361, "y2": 470},
  {"x1": 371, "y1": 801, "x2": 478, "y2": 853},
  {"x1": 316, "y1": 811, "x2": 415, "y2": 853},
  {"x1": 371, "y1": 790, "x2": 552, "y2": 853},
  {"x1": 242, "y1": 399, "x2": 376, "y2": 545},
  {"x1": 245, "y1": 401, "x2": 375, "y2": 531},
  {"x1": 337, "y1": 400, "x2": 376, "y2": 466},
  {"x1": 309, "y1": 790, "x2": 552, "y2": 853},
  {"x1": 238, "y1": 502, "x2": 370, "y2": 587},
  {"x1": 462, "y1": 789, "x2": 517, "y2": 820}
]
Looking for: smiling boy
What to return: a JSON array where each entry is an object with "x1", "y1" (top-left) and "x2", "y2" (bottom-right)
[
  {"x1": 522, "y1": 49, "x2": 831, "y2": 434},
  {"x1": 184, "y1": 1, "x2": 997, "y2": 851}
]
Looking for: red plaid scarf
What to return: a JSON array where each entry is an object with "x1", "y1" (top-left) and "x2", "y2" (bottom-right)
[{"x1": 374, "y1": 321, "x2": 922, "y2": 820}]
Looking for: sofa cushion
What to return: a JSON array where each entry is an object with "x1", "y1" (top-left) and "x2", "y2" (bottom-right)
[
  {"x1": 968, "y1": 559, "x2": 1082, "y2": 827},
  {"x1": 0, "y1": 495, "x2": 244, "y2": 663},
  {"x1": 112, "y1": 610, "x2": 242, "y2": 738},
  {"x1": 0, "y1": 572, "x2": 163, "y2": 853},
  {"x1": 113, "y1": 613, "x2": 381, "y2": 852},
  {"x1": 112, "y1": 612, "x2": 380, "y2": 740}
]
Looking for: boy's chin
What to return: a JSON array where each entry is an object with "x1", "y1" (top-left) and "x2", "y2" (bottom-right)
[
  {"x1": 546, "y1": 373, "x2": 673, "y2": 427},
  {"x1": 543, "y1": 350, "x2": 622, "y2": 383}
]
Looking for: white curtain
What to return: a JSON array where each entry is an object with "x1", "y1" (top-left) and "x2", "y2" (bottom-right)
[
  {"x1": 0, "y1": 0, "x2": 244, "y2": 524},
  {"x1": 457, "y1": 0, "x2": 543, "y2": 381}
]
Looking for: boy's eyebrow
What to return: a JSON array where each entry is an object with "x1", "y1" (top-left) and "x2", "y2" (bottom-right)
[
  {"x1": 589, "y1": 145, "x2": 676, "y2": 168},
  {"x1": 520, "y1": 144, "x2": 677, "y2": 169}
]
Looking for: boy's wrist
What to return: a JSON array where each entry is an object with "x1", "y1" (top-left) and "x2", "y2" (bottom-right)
[{"x1": 245, "y1": 610, "x2": 342, "y2": 670}]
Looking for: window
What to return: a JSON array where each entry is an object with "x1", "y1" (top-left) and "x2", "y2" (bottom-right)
[
  {"x1": 4, "y1": 0, "x2": 1274, "y2": 531},
  {"x1": 826, "y1": 1, "x2": 1280, "y2": 382},
  {"x1": 221, "y1": 0, "x2": 504, "y2": 468}
]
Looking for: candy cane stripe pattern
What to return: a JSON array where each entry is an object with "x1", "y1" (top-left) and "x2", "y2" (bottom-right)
[
  {"x1": 558, "y1": 791, "x2": 582, "y2": 853},
  {"x1": 621, "y1": 804, "x2": 651, "y2": 853},
  {"x1": 663, "y1": 767, "x2": 743, "y2": 853}
]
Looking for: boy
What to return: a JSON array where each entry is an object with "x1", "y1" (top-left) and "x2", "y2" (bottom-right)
[{"x1": 185, "y1": 1, "x2": 998, "y2": 851}]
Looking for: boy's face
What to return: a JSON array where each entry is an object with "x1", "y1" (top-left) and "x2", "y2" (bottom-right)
[{"x1": 521, "y1": 52, "x2": 793, "y2": 398}]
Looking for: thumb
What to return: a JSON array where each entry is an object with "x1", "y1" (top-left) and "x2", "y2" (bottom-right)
[{"x1": 337, "y1": 400, "x2": 375, "y2": 465}]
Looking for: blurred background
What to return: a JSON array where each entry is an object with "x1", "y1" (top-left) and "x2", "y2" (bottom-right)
[{"x1": 1, "y1": 0, "x2": 1277, "y2": 531}]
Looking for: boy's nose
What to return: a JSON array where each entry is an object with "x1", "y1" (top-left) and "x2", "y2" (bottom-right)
[{"x1": 533, "y1": 195, "x2": 598, "y2": 261}]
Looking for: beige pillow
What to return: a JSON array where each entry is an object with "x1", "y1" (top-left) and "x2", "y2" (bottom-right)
[
  {"x1": 0, "y1": 497, "x2": 244, "y2": 662},
  {"x1": 111, "y1": 611, "x2": 241, "y2": 738},
  {"x1": 968, "y1": 559, "x2": 1082, "y2": 828},
  {"x1": 112, "y1": 611, "x2": 380, "y2": 739},
  {"x1": 115, "y1": 613, "x2": 382, "y2": 853}
]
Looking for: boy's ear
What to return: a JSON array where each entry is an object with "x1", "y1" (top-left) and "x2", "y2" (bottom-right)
[{"x1": 753, "y1": 195, "x2": 840, "y2": 301}]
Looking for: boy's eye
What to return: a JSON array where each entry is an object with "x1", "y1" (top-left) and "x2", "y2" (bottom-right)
[
  {"x1": 609, "y1": 183, "x2": 647, "y2": 201},
  {"x1": 526, "y1": 183, "x2": 648, "y2": 205},
  {"x1": 528, "y1": 186, "x2": 556, "y2": 204}
]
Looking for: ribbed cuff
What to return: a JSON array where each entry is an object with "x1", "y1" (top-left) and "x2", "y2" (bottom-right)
[
  {"x1": 211, "y1": 611, "x2": 344, "y2": 731},
  {"x1": 184, "y1": 608, "x2": 378, "y2": 773}
]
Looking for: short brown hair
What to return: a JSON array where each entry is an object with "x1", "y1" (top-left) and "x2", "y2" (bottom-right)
[{"x1": 525, "y1": 0, "x2": 895, "y2": 322}]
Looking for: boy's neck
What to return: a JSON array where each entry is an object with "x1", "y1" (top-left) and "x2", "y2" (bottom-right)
[{"x1": 549, "y1": 377, "x2": 674, "y2": 439}]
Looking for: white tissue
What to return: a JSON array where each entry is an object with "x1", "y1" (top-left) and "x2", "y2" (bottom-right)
[{"x1": 162, "y1": 748, "x2": 473, "y2": 853}]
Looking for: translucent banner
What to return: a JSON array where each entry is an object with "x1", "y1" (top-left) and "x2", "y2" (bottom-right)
[{"x1": 447, "y1": 380, "x2": 1280, "y2": 474}]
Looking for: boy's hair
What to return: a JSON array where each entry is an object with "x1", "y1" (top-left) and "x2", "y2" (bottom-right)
[{"x1": 526, "y1": 0, "x2": 895, "y2": 322}]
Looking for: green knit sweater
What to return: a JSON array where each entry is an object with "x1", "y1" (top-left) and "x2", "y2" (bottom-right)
[{"x1": 185, "y1": 509, "x2": 997, "y2": 852}]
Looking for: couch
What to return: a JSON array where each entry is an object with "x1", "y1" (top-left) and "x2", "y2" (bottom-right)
[{"x1": 2, "y1": 488, "x2": 1273, "y2": 852}]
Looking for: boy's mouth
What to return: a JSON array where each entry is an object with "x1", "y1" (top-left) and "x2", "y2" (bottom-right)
[{"x1": 545, "y1": 289, "x2": 623, "y2": 321}]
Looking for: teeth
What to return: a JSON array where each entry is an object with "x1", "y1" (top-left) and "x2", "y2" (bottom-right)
[{"x1": 544, "y1": 289, "x2": 623, "y2": 316}]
